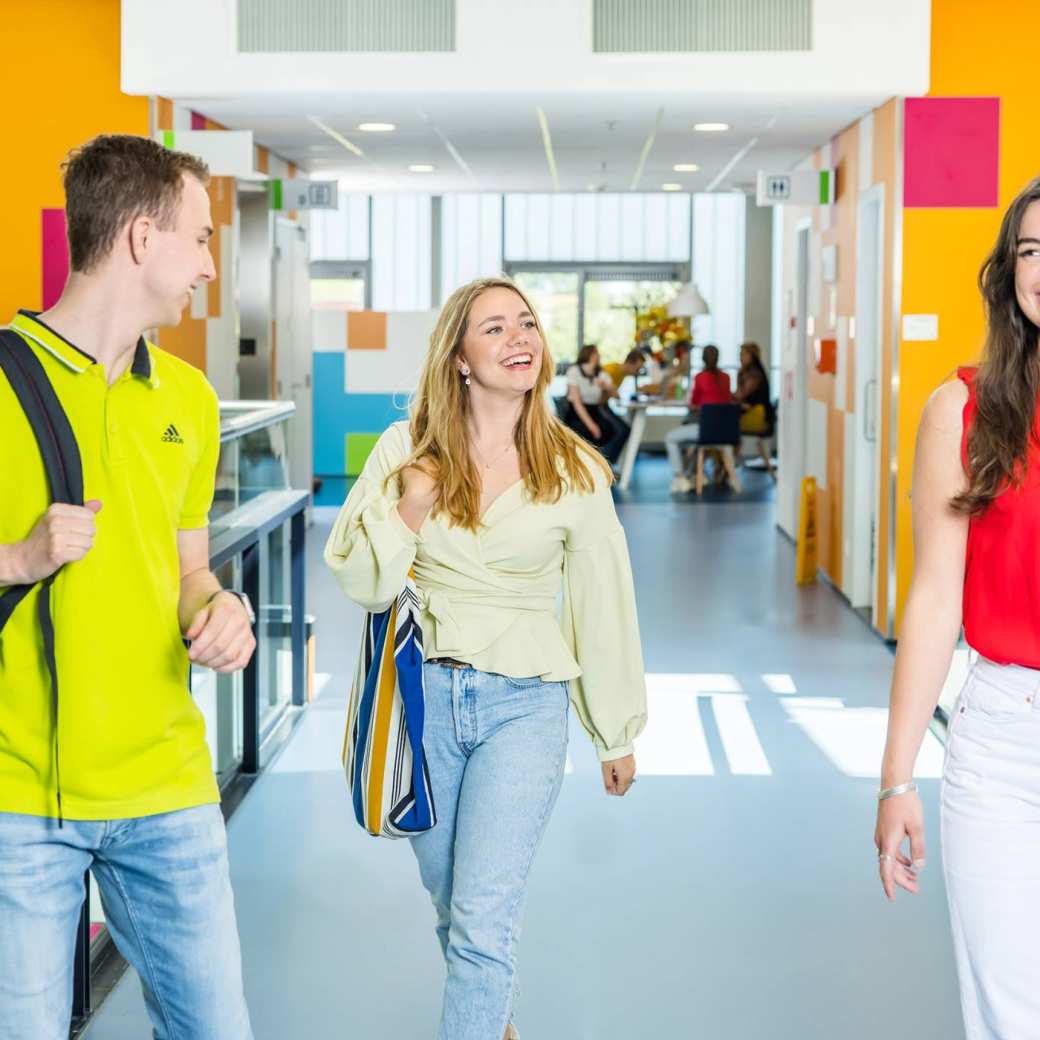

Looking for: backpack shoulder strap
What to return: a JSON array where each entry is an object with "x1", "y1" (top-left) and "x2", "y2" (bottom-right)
[{"x1": 0, "y1": 328, "x2": 84, "y2": 631}]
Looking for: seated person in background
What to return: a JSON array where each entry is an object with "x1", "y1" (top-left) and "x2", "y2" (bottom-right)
[
  {"x1": 639, "y1": 340, "x2": 691, "y2": 399},
  {"x1": 562, "y1": 344, "x2": 630, "y2": 465},
  {"x1": 736, "y1": 341, "x2": 774, "y2": 434},
  {"x1": 664, "y1": 344, "x2": 732, "y2": 493},
  {"x1": 601, "y1": 349, "x2": 646, "y2": 394}
]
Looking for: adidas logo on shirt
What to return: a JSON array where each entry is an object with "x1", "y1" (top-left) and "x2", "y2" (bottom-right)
[{"x1": 161, "y1": 424, "x2": 184, "y2": 444}]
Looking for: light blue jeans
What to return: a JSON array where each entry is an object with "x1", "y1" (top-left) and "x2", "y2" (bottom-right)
[
  {"x1": 410, "y1": 662, "x2": 569, "y2": 1040},
  {"x1": 0, "y1": 804, "x2": 252, "y2": 1040}
]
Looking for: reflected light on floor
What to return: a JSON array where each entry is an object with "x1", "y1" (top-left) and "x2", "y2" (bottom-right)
[
  {"x1": 781, "y1": 700, "x2": 944, "y2": 779},
  {"x1": 761, "y1": 673, "x2": 797, "y2": 694},
  {"x1": 647, "y1": 673, "x2": 743, "y2": 694},
  {"x1": 639, "y1": 687, "x2": 715, "y2": 776},
  {"x1": 711, "y1": 695, "x2": 772, "y2": 775}
]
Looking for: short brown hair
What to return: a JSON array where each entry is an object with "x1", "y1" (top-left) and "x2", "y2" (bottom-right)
[{"x1": 62, "y1": 134, "x2": 210, "y2": 273}]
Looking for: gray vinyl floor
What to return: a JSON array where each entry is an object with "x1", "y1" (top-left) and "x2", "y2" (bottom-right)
[{"x1": 84, "y1": 456, "x2": 964, "y2": 1040}]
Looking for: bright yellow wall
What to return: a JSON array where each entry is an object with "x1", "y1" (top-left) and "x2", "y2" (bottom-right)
[
  {"x1": 894, "y1": 0, "x2": 1040, "y2": 631},
  {"x1": 0, "y1": 0, "x2": 149, "y2": 322}
]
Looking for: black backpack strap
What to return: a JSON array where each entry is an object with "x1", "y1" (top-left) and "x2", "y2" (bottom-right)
[
  {"x1": 0, "y1": 327, "x2": 83, "y2": 824},
  {"x1": 0, "y1": 328, "x2": 84, "y2": 631}
]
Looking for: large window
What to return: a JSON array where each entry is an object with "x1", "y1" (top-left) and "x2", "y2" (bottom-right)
[
  {"x1": 508, "y1": 263, "x2": 688, "y2": 363},
  {"x1": 511, "y1": 271, "x2": 580, "y2": 363},
  {"x1": 583, "y1": 279, "x2": 685, "y2": 362}
]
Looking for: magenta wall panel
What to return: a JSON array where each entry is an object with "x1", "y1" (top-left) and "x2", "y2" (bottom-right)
[
  {"x1": 904, "y1": 97, "x2": 1000, "y2": 208},
  {"x1": 41, "y1": 209, "x2": 70, "y2": 309},
  {"x1": 191, "y1": 111, "x2": 207, "y2": 130}
]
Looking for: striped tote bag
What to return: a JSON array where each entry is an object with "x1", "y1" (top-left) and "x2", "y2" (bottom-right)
[{"x1": 343, "y1": 570, "x2": 437, "y2": 838}]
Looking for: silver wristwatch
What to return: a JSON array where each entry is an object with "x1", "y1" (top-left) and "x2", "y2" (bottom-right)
[{"x1": 210, "y1": 588, "x2": 256, "y2": 625}]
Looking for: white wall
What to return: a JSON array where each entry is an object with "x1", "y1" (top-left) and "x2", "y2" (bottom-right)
[
  {"x1": 744, "y1": 196, "x2": 774, "y2": 363},
  {"x1": 692, "y1": 193, "x2": 746, "y2": 367},
  {"x1": 123, "y1": 0, "x2": 930, "y2": 97}
]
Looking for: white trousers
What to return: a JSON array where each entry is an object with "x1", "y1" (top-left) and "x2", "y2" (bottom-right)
[{"x1": 942, "y1": 657, "x2": 1040, "y2": 1039}]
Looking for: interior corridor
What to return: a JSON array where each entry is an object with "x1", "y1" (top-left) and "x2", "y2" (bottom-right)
[{"x1": 85, "y1": 461, "x2": 963, "y2": 1040}]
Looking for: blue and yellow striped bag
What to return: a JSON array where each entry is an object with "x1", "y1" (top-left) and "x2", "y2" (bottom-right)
[{"x1": 343, "y1": 571, "x2": 437, "y2": 838}]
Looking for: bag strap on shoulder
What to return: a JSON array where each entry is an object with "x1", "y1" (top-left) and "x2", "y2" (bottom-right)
[{"x1": 0, "y1": 328, "x2": 84, "y2": 630}]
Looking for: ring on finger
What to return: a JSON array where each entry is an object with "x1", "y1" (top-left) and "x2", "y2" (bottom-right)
[{"x1": 878, "y1": 853, "x2": 896, "y2": 863}]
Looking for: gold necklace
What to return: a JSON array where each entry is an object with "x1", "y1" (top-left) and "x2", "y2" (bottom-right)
[{"x1": 472, "y1": 440, "x2": 515, "y2": 470}]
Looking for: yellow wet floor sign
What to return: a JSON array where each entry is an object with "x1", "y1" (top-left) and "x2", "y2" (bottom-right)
[{"x1": 796, "y1": 477, "x2": 818, "y2": 585}]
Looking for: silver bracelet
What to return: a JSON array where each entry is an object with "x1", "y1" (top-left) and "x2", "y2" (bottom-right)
[{"x1": 878, "y1": 782, "x2": 918, "y2": 801}]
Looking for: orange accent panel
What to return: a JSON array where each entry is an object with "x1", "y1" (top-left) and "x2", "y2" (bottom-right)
[
  {"x1": 348, "y1": 311, "x2": 387, "y2": 350},
  {"x1": 0, "y1": 0, "x2": 149, "y2": 319},
  {"x1": 256, "y1": 147, "x2": 269, "y2": 175},
  {"x1": 158, "y1": 316, "x2": 206, "y2": 372},
  {"x1": 287, "y1": 162, "x2": 298, "y2": 220},
  {"x1": 206, "y1": 177, "x2": 234, "y2": 318},
  {"x1": 892, "y1": 0, "x2": 1036, "y2": 634},
  {"x1": 204, "y1": 117, "x2": 228, "y2": 132},
  {"x1": 816, "y1": 338, "x2": 838, "y2": 375},
  {"x1": 156, "y1": 97, "x2": 174, "y2": 131}
]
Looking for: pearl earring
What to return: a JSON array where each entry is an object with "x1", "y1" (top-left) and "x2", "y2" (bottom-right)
[{"x1": 461, "y1": 366, "x2": 471, "y2": 387}]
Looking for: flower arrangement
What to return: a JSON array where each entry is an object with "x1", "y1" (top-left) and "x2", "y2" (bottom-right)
[{"x1": 635, "y1": 304, "x2": 689, "y2": 349}]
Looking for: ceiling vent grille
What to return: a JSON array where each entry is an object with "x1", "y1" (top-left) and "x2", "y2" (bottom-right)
[
  {"x1": 593, "y1": 0, "x2": 812, "y2": 53},
  {"x1": 238, "y1": 0, "x2": 455, "y2": 53}
]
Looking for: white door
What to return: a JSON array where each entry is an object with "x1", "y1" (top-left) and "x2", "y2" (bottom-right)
[
  {"x1": 274, "y1": 218, "x2": 314, "y2": 495},
  {"x1": 847, "y1": 187, "x2": 884, "y2": 615},
  {"x1": 778, "y1": 222, "x2": 812, "y2": 536}
]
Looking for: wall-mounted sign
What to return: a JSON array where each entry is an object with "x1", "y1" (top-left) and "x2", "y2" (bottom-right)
[
  {"x1": 269, "y1": 179, "x2": 338, "y2": 211},
  {"x1": 756, "y1": 169, "x2": 836, "y2": 207},
  {"x1": 156, "y1": 130, "x2": 256, "y2": 178},
  {"x1": 902, "y1": 314, "x2": 939, "y2": 341}
]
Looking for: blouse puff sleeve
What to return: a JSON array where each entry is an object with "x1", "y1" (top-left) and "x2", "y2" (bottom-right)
[
  {"x1": 323, "y1": 423, "x2": 420, "y2": 613},
  {"x1": 560, "y1": 470, "x2": 648, "y2": 762}
]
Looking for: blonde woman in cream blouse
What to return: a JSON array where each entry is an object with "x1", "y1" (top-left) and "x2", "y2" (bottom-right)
[{"x1": 325, "y1": 277, "x2": 646, "y2": 1040}]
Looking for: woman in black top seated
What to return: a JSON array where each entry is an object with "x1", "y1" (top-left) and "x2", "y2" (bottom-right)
[
  {"x1": 563, "y1": 344, "x2": 630, "y2": 464},
  {"x1": 735, "y1": 341, "x2": 774, "y2": 434}
]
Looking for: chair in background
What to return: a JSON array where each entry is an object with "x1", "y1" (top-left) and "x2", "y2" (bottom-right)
[{"x1": 695, "y1": 403, "x2": 742, "y2": 495}]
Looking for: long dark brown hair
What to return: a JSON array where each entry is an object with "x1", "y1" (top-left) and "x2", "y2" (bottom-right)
[{"x1": 953, "y1": 177, "x2": 1040, "y2": 515}]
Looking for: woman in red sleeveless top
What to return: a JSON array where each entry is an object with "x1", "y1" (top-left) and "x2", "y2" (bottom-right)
[{"x1": 876, "y1": 177, "x2": 1040, "y2": 1037}]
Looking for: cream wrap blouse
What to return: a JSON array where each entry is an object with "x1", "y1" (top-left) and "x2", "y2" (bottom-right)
[{"x1": 323, "y1": 422, "x2": 647, "y2": 761}]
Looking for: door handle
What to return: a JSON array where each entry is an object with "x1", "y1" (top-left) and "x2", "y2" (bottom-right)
[{"x1": 864, "y1": 379, "x2": 878, "y2": 443}]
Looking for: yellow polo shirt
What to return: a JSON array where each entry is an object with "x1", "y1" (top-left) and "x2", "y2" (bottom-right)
[{"x1": 0, "y1": 311, "x2": 221, "y2": 820}]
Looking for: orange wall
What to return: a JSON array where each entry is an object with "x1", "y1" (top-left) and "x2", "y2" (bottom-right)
[
  {"x1": 0, "y1": 0, "x2": 149, "y2": 323},
  {"x1": 894, "y1": 0, "x2": 1040, "y2": 631}
]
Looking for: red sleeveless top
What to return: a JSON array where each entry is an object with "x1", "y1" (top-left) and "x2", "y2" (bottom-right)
[{"x1": 960, "y1": 366, "x2": 1040, "y2": 666}]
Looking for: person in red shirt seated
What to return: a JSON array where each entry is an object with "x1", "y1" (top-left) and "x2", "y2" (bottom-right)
[{"x1": 665, "y1": 344, "x2": 733, "y2": 493}]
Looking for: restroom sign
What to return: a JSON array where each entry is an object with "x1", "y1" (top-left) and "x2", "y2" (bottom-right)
[
  {"x1": 764, "y1": 176, "x2": 791, "y2": 201},
  {"x1": 757, "y1": 170, "x2": 836, "y2": 207}
]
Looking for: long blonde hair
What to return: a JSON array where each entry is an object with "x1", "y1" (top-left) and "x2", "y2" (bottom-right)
[{"x1": 389, "y1": 277, "x2": 611, "y2": 530}]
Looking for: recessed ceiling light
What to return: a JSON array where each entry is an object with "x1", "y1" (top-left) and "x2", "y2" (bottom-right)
[
  {"x1": 409, "y1": 164, "x2": 435, "y2": 173},
  {"x1": 674, "y1": 163, "x2": 700, "y2": 172},
  {"x1": 662, "y1": 183, "x2": 683, "y2": 192},
  {"x1": 693, "y1": 122, "x2": 729, "y2": 132},
  {"x1": 358, "y1": 122, "x2": 396, "y2": 133}
]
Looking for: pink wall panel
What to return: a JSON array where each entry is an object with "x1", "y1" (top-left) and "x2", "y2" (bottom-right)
[
  {"x1": 904, "y1": 97, "x2": 1000, "y2": 208},
  {"x1": 41, "y1": 209, "x2": 70, "y2": 309}
]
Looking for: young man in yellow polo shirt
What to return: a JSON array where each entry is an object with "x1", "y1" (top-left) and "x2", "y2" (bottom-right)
[{"x1": 0, "y1": 136, "x2": 256, "y2": 1039}]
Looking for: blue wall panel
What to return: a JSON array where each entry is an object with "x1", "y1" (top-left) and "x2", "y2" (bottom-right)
[{"x1": 312, "y1": 351, "x2": 409, "y2": 487}]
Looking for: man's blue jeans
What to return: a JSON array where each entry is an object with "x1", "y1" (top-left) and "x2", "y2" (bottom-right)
[
  {"x1": 0, "y1": 804, "x2": 252, "y2": 1040},
  {"x1": 410, "y1": 662, "x2": 570, "y2": 1040}
]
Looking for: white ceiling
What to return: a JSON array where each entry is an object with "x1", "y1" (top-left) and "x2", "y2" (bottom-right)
[{"x1": 185, "y1": 90, "x2": 884, "y2": 193}]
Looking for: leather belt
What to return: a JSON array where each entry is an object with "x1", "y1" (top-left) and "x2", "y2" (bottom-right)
[{"x1": 429, "y1": 657, "x2": 470, "y2": 669}]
